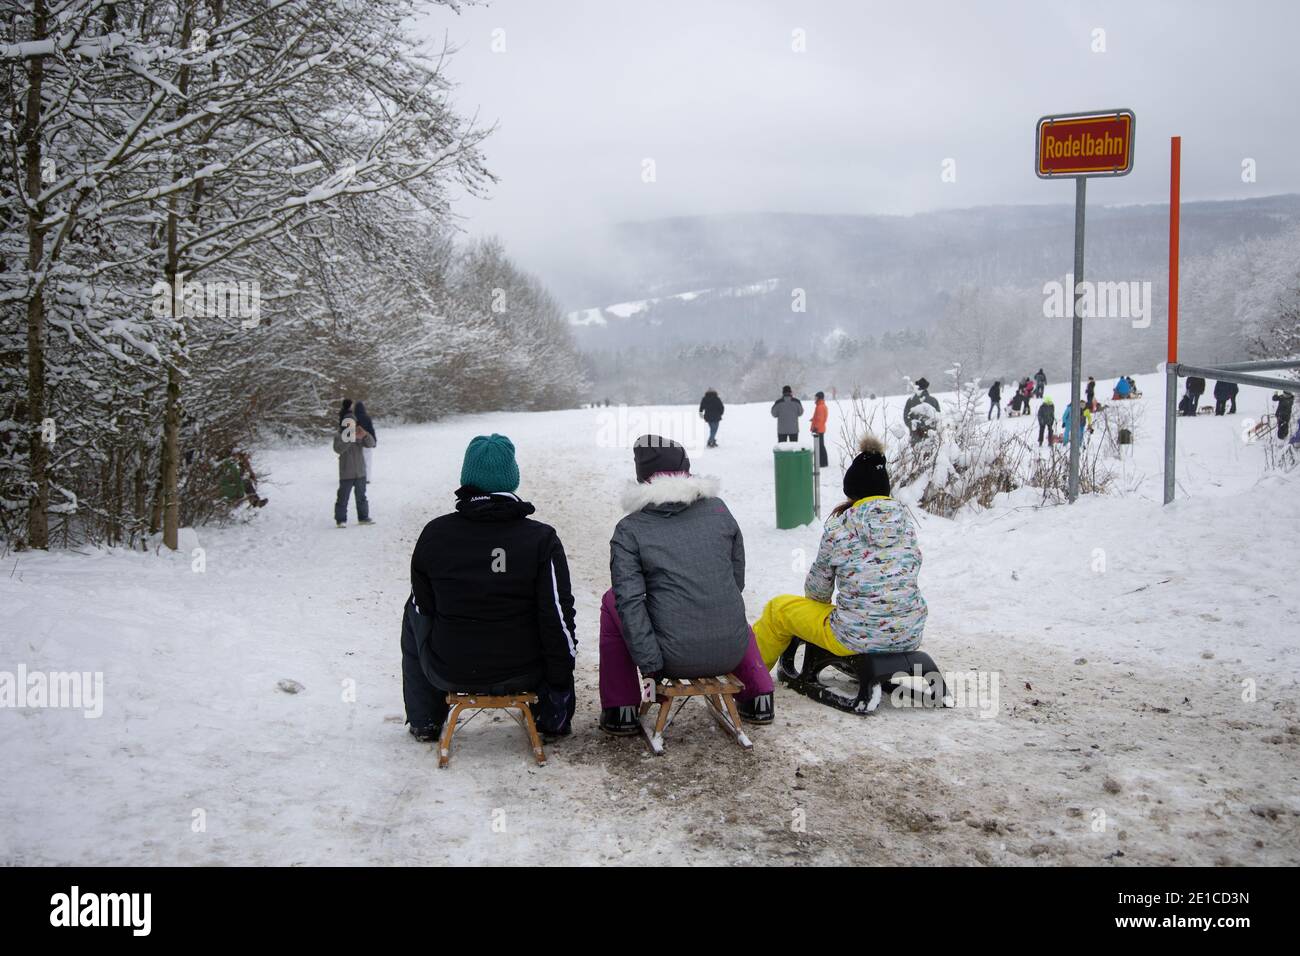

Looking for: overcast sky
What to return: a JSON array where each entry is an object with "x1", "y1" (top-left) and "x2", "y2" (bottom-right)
[{"x1": 418, "y1": 0, "x2": 1300, "y2": 264}]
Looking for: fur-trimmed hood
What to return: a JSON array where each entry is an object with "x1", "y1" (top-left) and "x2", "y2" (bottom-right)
[{"x1": 620, "y1": 473, "x2": 720, "y2": 514}]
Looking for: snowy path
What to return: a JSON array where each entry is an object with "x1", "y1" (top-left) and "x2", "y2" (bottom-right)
[{"x1": 3, "y1": 373, "x2": 1299, "y2": 865}]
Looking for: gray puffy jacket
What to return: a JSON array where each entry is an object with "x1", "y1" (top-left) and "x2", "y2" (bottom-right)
[
  {"x1": 609, "y1": 474, "x2": 749, "y2": 677},
  {"x1": 333, "y1": 416, "x2": 375, "y2": 480},
  {"x1": 771, "y1": 395, "x2": 804, "y2": 434}
]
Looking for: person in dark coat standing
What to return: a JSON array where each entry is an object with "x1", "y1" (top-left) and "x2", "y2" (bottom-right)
[
  {"x1": 1274, "y1": 392, "x2": 1295, "y2": 440},
  {"x1": 401, "y1": 434, "x2": 578, "y2": 742},
  {"x1": 1213, "y1": 380, "x2": 1232, "y2": 416},
  {"x1": 771, "y1": 385, "x2": 804, "y2": 442},
  {"x1": 1186, "y1": 376, "x2": 1206, "y2": 413},
  {"x1": 988, "y1": 381, "x2": 1002, "y2": 420},
  {"x1": 1086, "y1": 376, "x2": 1096, "y2": 410},
  {"x1": 699, "y1": 388, "x2": 725, "y2": 447},
  {"x1": 1033, "y1": 369, "x2": 1047, "y2": 398},
  {"x1": 1037, "y1": 396, "x2": 1056, "y2": 446}
]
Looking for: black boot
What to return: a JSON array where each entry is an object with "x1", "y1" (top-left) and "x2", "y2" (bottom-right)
[
  {"x1": 408, "y1": 722, "x2": 442, "y2": 743},
  {"x1": 737, "y1": 692, "x2": 775, "y2": 724},
  {"x1": 599, "y1": 705, "x2": 641, "y2": 736}
]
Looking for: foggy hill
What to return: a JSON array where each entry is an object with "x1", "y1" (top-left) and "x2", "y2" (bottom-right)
[{"x1": 551, "y1": 195, "x2": 1300, "y2": 353}]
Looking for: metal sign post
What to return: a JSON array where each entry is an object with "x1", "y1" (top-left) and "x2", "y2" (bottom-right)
[
  {"x1": 1069, "y1": 176, "x2": 1086, "y2": 501},
  {"x1": 1036, "y1": 109, "x2": 1136, "y2": 502},
  {"x1": 1163, "y1": 136, "x2": 1181, "y2": 506}
]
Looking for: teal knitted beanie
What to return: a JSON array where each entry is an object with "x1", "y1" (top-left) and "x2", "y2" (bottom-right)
[{"x1": 460, "y1": 434, "x2": 520, "y2": 493}]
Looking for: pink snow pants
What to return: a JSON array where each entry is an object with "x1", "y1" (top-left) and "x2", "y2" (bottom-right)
[{"x1": 598, "y1": 588, "x2": 774, "y2": 707}]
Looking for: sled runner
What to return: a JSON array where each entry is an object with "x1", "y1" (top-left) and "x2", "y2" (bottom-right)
[
  {"x1": 639, "y1": 675, "x2": 752, "y2": 755},
  {"x1": 777, "y1": 639, "x2": 955, "y2": 715},
  {"x1": 438, "y1": 692, "x2": 546, "y2": 768}
]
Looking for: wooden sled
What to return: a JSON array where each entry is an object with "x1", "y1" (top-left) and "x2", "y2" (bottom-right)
[
  {"x1": 1249, "y1": 414, "x2": 1273, "y2": 441},
  {"x1": 439, "y1": 692, "x2": 546, "y2": 768},
  {"x1": 638, "y1": 674, "x2": 752, "y2": 755}
]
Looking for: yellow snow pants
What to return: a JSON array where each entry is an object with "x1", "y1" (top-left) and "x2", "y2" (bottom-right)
[{"x1": 753, "y1": 595, "x2": 856, "y2": 670}]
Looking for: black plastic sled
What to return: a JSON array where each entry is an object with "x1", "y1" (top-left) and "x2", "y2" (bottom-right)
[{"x1": 777, "y1": 639, "x2": 955, "y2": 715}]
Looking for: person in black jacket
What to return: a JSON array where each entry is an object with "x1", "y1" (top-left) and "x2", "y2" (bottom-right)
[
  {"x1": 1186, "y1": 376, "x2": 1206, "y2": 413},
  {"x1": 699, "y1": 388, "x2": 725, "y2": 447},
  {"x1": 1213, "y1": 380, "x2": 1231, "y2": 416},
  {"x1": 987, "y1": 381, "x2": 1002, "y2": 420},
  {"x1": 401, "y1": 433, "x2": 578, "y2": 742},
  {"x1": 1274, "y1": 392, "x2": 1295, "y2": 441},
  {"x1": 1037, "y1": 396, "x2": 1056, "y2": 446}
]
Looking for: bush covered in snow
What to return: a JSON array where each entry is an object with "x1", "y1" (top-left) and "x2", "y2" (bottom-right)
[{"x1": 835, "y1": 366, "x2": 1114, "y2": 518}]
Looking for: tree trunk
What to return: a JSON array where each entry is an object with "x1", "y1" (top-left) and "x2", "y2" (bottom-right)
[
  {"x1": 159, "y1": 10, "x2": 194, "y2": 552},
  {"x1": 161, "y1": 358, "x2": 181, "y2": 550},
  {"x1": 22, "y1": 0, "x2": 49, "y2": 549}
]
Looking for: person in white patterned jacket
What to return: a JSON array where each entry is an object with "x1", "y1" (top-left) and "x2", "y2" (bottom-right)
[{"x1": 752, "y1": 434, "x2": 927, "y2": 668}]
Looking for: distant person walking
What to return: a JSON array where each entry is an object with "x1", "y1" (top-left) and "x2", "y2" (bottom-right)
[
  {"x1": 810, "y1": 391, "x2": 830, "y2": 467},
  {"x1": 334, "y1": 405, "x2": 375, "y2": 527},
  {"x1": 1037, "y1": 396, "x2": 1056, "y2": 446},
  {"x1": 1033, "y1": 369, "x2": 1047, "y2": 398},
  {"x1": 1186, "y1": 376, "x2": 1206, "y2": 414},
  {"x1": 987, "y1": 380, "x2": 1002, "y2": 420},
  {"x1": 1086, "y1": 376, "x2": 1096, "y2": 410},
  {"x1": 772, "y1": 385, "x2": 804, "y2": 442},
  {"x1": 699, "y1": 388, "x2": 725, "y2": 448}
]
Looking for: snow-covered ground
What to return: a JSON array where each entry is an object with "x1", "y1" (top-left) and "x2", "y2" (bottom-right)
[{"x1": 3, "y1": 372, "x2": 1298, "y2": 865}]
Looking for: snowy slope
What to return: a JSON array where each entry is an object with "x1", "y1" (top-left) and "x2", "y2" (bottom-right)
[{"x1": 2, "y1": 373, "x2": 1298, "y2": 865}]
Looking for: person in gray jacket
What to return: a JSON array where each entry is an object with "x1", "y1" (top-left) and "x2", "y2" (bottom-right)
[
  {"x1": 604, "y1": 435, "x2": 764, "y2": 731},
  {"x1": 333, "y1": 410, "x2": 376, "y2": 527},
  {"x1": 772, "y1": 385, "x2": 804, "y2": 441}
]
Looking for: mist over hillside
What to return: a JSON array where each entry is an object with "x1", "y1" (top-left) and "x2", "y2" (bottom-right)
[{"x1": 546, "y1": 195, "x2": 1300, "y2": 403}]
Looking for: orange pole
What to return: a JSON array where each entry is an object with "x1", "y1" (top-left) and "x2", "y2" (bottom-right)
[{"x1": 1168, "y1": 136, "x2": 1181, "y2": 364}]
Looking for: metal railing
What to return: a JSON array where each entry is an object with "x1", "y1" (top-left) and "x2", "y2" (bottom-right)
[{"x1": 1162, "y1": 359, "x2": 1299, "y2": 504}]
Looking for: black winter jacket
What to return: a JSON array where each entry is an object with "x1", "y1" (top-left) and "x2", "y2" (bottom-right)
[
  {"x1": 410, "y1": 487, "x2": 577, "y2": 690},
  {"x1": 1187, "y1": 376, "x2": 1206, "y2": 396},
  {"x1": 699, "y1": 391, "x2": 725, "y2": 422}
]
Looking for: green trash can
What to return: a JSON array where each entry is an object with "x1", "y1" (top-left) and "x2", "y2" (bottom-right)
[{"x1": 774, "y1": 445, "x2": 815, "y2": 529}]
